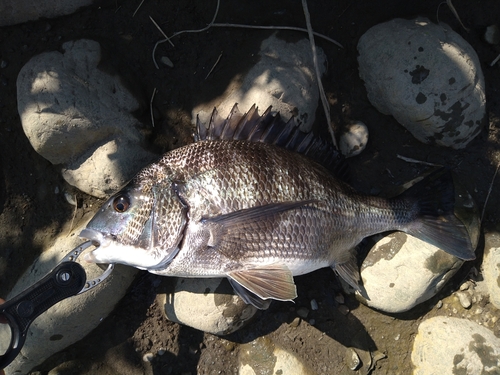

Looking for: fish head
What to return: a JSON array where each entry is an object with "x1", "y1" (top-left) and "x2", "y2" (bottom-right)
[{"x1": 80, "y1": 181, "x2": 187, "y2": 270}]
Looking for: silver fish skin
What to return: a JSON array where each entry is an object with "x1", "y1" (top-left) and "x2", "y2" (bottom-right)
[{"x1": 81, "y1": 107, "x2": 475, "y2": 309}]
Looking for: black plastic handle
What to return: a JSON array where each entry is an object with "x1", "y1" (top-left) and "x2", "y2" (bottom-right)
[{"x1": 0, "y1": 261, "x2": 86, "y2": 369}]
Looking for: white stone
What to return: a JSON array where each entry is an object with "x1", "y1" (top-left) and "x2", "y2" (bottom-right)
[
  {"x1": 239, "y1": 337, "x2": 313, "y2": 375},
  {"x1": 17, "y1": 39, "x2": 156, "y2": 198},
  {"x1": 355, "y1": 174, "x2": 480, "y2": 313},
  {"x1": 161, "y1": 278, "x2": 258, "y2": 335},
  {"x1": 193, "y1": 33, "x2": 326, "y2": 132},
  {"x1": 339, "y1": 121, "x2": 368, "y2": 157},
  {"x1": 482, "y1": 232, "x2": 500, "y2": 309},
  {"x1": 357, "y1": 232, "x2": 464, "y2": 313},
  {"x1": 0, "y1": 0, "x2": 94, "y2": 27},
  {"x1": 412, "y1": 316, "x2": 500, "y2": 375},
  {"x1": 0, "y1": 215, "x2": 137, "y2": 375},
  {"x1": 358, "y1": 18, "x2": 485, "y2": 149}
]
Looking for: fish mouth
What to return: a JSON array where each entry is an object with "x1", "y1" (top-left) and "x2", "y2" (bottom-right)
[{"x1": 80, "y1": 228, "x2": 106, "y2": 247}]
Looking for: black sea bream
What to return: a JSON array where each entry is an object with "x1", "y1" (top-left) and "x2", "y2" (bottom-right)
[{"x1": 81, "y1": 105, "x2": 475, "y2": 309}]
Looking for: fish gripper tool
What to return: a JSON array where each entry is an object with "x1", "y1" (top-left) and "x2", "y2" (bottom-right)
[{"x1": 0, "y1": 241, "x2": 114, "y2": 369}]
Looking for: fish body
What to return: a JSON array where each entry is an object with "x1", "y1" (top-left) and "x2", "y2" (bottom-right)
[{"x1": 81, "y1": 105, "x2": 475, "y2": 309}]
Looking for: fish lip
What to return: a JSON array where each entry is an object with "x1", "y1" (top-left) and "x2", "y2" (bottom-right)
[{"x1": 79, "y1": 228, "x2": 107, "y2": 247}]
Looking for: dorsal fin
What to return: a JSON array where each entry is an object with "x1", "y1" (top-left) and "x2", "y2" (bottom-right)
[{"x1": 195, "y1": 104, "x2": 349, "y2": 181}]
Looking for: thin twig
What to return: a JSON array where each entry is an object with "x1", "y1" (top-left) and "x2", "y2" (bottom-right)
[
  {"x1": 301, "y1": 0, "x2": 337, "y2": 148},
  {"x1": 151, "y1": 0, "x2": 343, "y2": 69},
  {"x1": 211, "y1": 23, "x2": 343, "y2": 48},
  {"x1": 133, "y1": 0, "x2": 145, "y2": 17},
  {"x1": 150, "y1": 16, "x2": 175, "y2": 47},
  {"x1": 205, "y1": 52, "x2": 223, "y2": 80},
  {"x1": 396, "y1": 154, "x2": 442, "y2": 166},
  {"x1": 490, "y1": 52, "x2": 500, "y2": 67},
  {"x1": 481, "y1": 163, "x2": 499, "y2": 224},
  {"x1": 150, "y1": 87, "x2": 157, "y2": 128},
  {"x1": 446, "y1": 0, "x2": 470, "y2": 32}
]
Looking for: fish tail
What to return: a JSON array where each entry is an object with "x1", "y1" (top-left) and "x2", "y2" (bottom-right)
[{"x1": 398, "y1": 168, "x2": 476, "y2": 260}]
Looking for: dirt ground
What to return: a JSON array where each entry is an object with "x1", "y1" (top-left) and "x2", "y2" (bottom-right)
[{"x1": 0, "y1": 0, "x2": 499, "y2": 374}]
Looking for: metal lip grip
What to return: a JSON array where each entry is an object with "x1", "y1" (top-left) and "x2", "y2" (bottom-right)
[{"x1": 0, "y1": 241, "x2": 114, "y2": 369}]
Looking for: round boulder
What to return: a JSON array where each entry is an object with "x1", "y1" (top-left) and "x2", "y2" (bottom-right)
[
  {"x1": 411, "y1": 316, "x2": 500, "y2": 375},
  {"x1": 358, "y1": 18, "x2": 485, "y2": 149},
  {"x1": 17, "y1": 39, "x2": 156, "y2": 198},
  {"x1": 161, "y1": 278, "x2": 258, "y2": 335},
  {"x1": 355, "y1": 173, "x2": 480, "y2": 313}
]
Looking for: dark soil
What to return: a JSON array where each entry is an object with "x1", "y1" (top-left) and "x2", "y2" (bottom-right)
[{"x1": 0, "y1": 0, "x2": 499, "y2": 374}]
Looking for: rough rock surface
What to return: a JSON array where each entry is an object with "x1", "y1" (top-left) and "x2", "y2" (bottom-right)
[
  {"x1": 0, "y1": 0, "x2": 93, "y2": 27},
  {"x1": 411, "y1": 316, "x2": 500, "y2": 375},
  {"x1": 17, "y1": 39, "x2": 156, "y2": 198},
  {"x1": 161, "y1": 278, "x2": 258, "y2": 335},
  {"x1": 193, "y1": 33, "x2": 325, "y2": 132},
  {"x1": 355, "y1": 174, "x2": 480, "y2": 313},
  {"x1": 0, "y1": 216, "x2": 137, "y2": 375},
  {"x1": 482, "y1": 231, "x2": 500, "y2": 309},
  {"x1": 358, "y1": 17, "x2": 485, "y2": 149}
]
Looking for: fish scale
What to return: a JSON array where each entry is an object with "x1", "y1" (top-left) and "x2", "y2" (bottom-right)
[{"x1": 81, "y1": 105, "x2": 475, "y2": 309}]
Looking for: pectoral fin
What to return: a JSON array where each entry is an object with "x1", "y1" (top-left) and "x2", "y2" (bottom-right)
[{"x1": 227, "y1": 264, "x2": 297, "y2": 309}]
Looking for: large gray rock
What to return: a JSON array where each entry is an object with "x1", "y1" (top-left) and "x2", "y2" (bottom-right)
[
  {"x1": 482, "y1": 231, "x2": 500, "y2": 309},
  {"x1": 193, "y1": 33, "x2": 326, "y2": 132},
  {"x1": 17, "y1": 39, "x2": 156, "y2": 198},
  {"x1": 0, "y1": 215, "x2": 137, "y2": 375},
  {"x1": 411, "y1": 316, "x2": 500, "y2": 375},
  {"x1": 0, "y1": 0, "x2": 93, "y2": 27},
  {"x1": 358, "y1": 18, "x2": 486, "y2": 149},
  {"x1": 161, "y1": 278, "x2": 258, "y2": 335},
  {"x1": 355, "y1": 173, "x2": 480, "y2": 313}
]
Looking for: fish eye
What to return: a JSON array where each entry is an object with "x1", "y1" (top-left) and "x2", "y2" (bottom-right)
[{"x1": 113, "y1": 195, "x2": 130, "y2": 213}]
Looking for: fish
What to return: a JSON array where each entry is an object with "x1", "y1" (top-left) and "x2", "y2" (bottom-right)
[{"x1": 80, "y1": 104, "x2": 476, "y2": 309}]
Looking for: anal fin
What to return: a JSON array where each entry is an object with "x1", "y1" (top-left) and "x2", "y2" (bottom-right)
[{"x1": 227, "y1": 264, "x2": 297, "y2": 309}]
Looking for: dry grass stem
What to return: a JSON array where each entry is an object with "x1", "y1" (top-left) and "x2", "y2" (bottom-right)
[
  {"x1": 211, "y1": 23, "x2": 343, "y2": 48},
  {"x1": 151, "y1": 0, "x2": 343, "y2": 69},
  {"x1": 437, "y1": 1, "x2": 469, "y2": 32},
  {"x1": 396, "y1": 154, "x2": 442, "y2": 167},
  {"x1": 133, "y1": 0, "x2": 145, "y2": 17},
  {"x1": 301, "y1": 0, "x2": 337, "y2": 148},
  {"x1": 205, "y1": 52, "x2": 223, "y2": 80},
  {"x1": 490, "y1": 52, "x2": 500, "y2": 67},
  {"x1": 150, "y1": 87, "x2": 157, "y2": 128},
  {"x1": 446, "y1": 0, "x2": 470, "y2": 32},
  {"x1": 481, "y1": 163, "x2": 499, "y2": 224}
]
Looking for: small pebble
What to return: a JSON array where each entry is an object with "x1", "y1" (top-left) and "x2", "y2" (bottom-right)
[
  {"x1": 345, "y1": 348, "x2": 361, "y2": 371},
  {"x1": 289, "y1": 317, "x2": 301, "y2": 328},
  {"x1": 157, "y1": 348, "x2": 166, "y2": 356},
  {"x1": 474, "y1": 307, "x2": 483, "y2": 315},
  {"x1": 435, "y1": 300, "x2": 443, "y2": 309},
  {"x1": 334, "y1": 293, "x2": 345, "y2": 304},
  {"x1": 297, "y1": 307, "x2": 309, "y2": 318},
  {"x1": 338, "y1": 305, "x2": 350, "y2": 315},
  {"x1": 456, "y1": 291, "x2": 472, "y2": 309},
  {"x1": 310, "y1": 299, "x2": 318, "y2": 310},
  {"x1": 143, "y1": 353, "x2": 154, "y2": 362},
  {"x1": 0, "y1": 60, "x2": 8, "y2": 69},
  {"x1": 459, "y1": 282, "x2": 470, "y2": 291},
  {"x1": 339, "y1": 121, "x2": 369, "y2": 158},
  {"x1": 64, "y1": 191, "x2": 77, "y2": 206},
  {"x1": 161, "y1": 56, "x2": 174, "y2": 67},
  {"x1": 485, "y1": 25, "x2": 500, "y2": 44}
]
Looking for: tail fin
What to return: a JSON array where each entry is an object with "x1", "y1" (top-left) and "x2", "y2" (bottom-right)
[{"x1": 399, "y1": 168, "x2": 476, "y2": 261}]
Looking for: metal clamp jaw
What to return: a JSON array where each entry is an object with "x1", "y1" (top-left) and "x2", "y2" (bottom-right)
[{"x1": 0, "y1": 241, "x2": 113, "y2": 369}]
